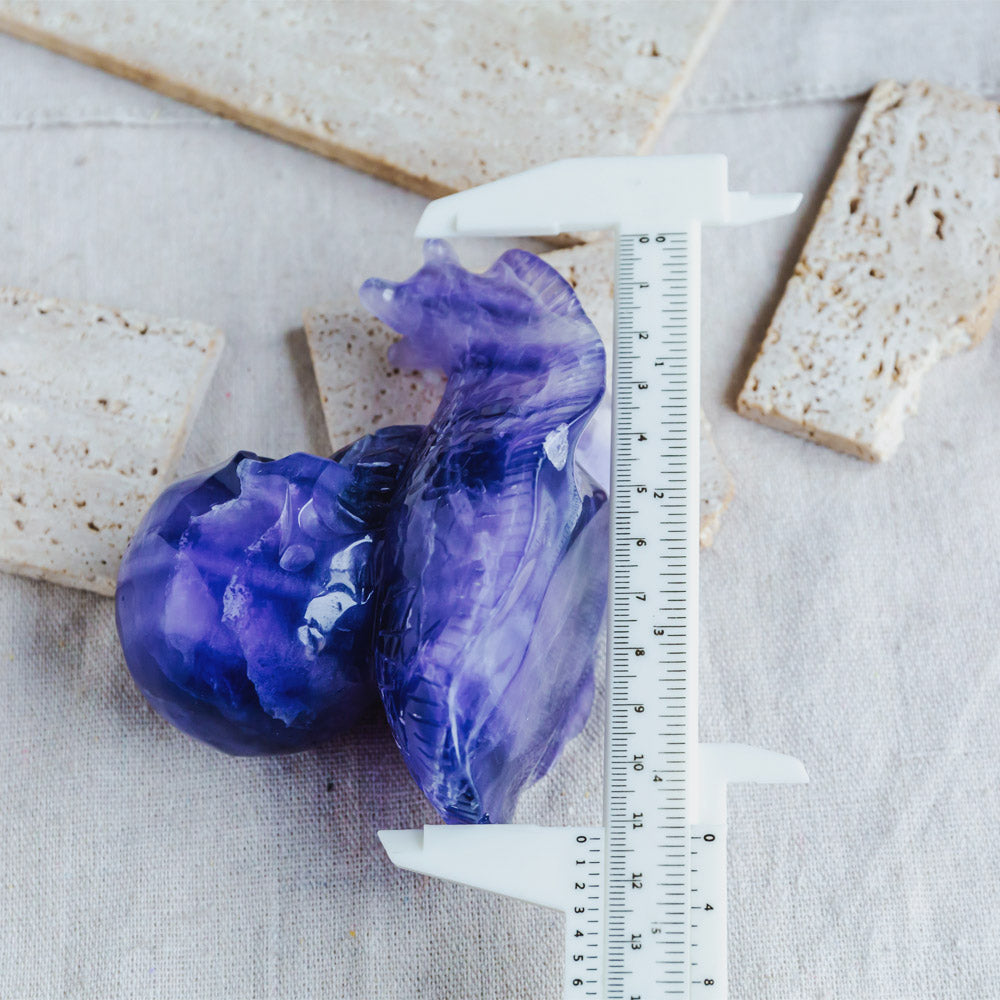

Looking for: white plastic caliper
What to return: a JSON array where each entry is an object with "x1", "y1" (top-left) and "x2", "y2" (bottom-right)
[{"x1": 379, "y1": 156, "x2": 808, "y2": 1000}]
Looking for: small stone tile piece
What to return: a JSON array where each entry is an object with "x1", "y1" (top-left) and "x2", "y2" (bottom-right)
[
  {"x1": 738, "y1": 79, "x2": 1000, "y2": 461},
  {"x1": 0, "y1": 288, "x2": 223, "y2": 595}
]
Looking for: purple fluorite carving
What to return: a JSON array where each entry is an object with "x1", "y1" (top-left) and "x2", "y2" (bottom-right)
[
  {"x1": 362, "y1": 241, "x2": 609, "y2": 824},
  {"x1": 115, "y1": 427, "x2": 420, "y2": 755},
  {"x1": 115, "y1": 242, "x2": 608, "y2": 821}
]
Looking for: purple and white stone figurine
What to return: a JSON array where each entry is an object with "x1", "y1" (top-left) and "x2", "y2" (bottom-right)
[
  {"x1": 363, "y1": 241, "x2": 609, "y2": 824},
  {"x1": 115, "y1": 241, "x2": 608, "y2": 823}
]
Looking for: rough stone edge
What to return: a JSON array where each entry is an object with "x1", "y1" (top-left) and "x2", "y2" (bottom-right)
[
  {"x1": 0, "y1": 288, "x2": 225, "y2": 596},
  {"x1": 736, "y1": 78, "x2": 1000, "y2": 462},
  {"x1": 0, "y1": 2, "x2": 730, "y2": 212},
  {"x1": 698, "y1": 419, "x2": 735, "y2": 548}
]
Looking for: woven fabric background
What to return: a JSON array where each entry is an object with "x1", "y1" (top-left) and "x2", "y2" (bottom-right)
[{"x1": 2, "y1": 4, "x2": 1000, "y2": 998}]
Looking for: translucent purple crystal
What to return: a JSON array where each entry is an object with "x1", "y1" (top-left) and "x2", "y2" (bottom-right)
[
  {"x1": 115, "y1": 242, "x2": 609, "y2": 818},
  {"x1": 361, "y1": 241, "x2": 609, "y2": 824},
  {"x1": 115, "y1": 426, "x2": 420, "y2": 755}
]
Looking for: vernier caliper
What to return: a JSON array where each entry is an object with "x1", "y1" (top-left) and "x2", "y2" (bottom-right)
[{"x1": 379, "y1": 155, "x2": 808, "y2": 999}]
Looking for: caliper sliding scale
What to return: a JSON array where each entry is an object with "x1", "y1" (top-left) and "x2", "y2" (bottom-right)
[{"x1": 379, "y1": 156, "x2": 808, "y2": 999}]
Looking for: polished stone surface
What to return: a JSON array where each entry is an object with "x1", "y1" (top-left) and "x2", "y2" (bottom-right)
[
  {"x1": 363, "y1": 241, "x2": 609, "y2": 823},
  {"x1": 115, "y1": 427, "x2": 420, "y2": 755}
]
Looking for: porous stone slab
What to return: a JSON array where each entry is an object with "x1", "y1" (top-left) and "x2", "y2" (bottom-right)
[
  {"x1": 738, "y1": 79, "x2": 1000, "y2": 461},
  {"x1": 0, "y1": 288, "x2": 223, "y2": 595},
  {"x1": 0, "y1": 1, "x2": 729, "y2": 198},
  {"x1": 303, "y1": 304, "x2": 447, "y2": 452}
]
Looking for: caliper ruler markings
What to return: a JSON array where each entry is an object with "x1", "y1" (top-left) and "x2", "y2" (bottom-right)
[
  {"x1": 378, "y1": 156, "x2": 809, "y2": 1000},
  {"x1": 608, "y1": 229, "x2": 698, "y2": 998}
]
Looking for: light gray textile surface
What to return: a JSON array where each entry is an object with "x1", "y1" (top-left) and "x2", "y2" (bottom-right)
[
  {"x1": 2, "y1": 4, "x2": 1000, "y2": 999},
  {"x1": 681, "y1": 0, "x2": 1000, "y2": 110}
]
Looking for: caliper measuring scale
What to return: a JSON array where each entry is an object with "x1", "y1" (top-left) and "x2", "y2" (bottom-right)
[{"x1": 379, "y1": 155, "x2": 809, "y2": 999}]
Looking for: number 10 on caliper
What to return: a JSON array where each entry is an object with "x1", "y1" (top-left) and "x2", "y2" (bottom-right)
[{"x1": 379, "y1": 156, "x2": 809, "y2": 999}]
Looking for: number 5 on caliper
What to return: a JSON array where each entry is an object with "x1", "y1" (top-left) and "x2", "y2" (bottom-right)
[{"x1": 379, "y1": 156, "x2": 809, "y2": 1000}]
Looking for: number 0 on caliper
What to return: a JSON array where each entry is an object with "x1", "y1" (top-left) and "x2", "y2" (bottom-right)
[{"x1": 379, "y1": 156, "x2": 809, "y2": 1000}]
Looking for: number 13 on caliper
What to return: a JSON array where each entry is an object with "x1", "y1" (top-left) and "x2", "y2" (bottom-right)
[{"x1": 379, "y1": 156, "x2": 808, "y2": 999}]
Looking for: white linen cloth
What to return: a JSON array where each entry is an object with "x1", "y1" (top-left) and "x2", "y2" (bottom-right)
[{"x1": 1, "y1": 4, "x2": 999, "y2": 997}]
